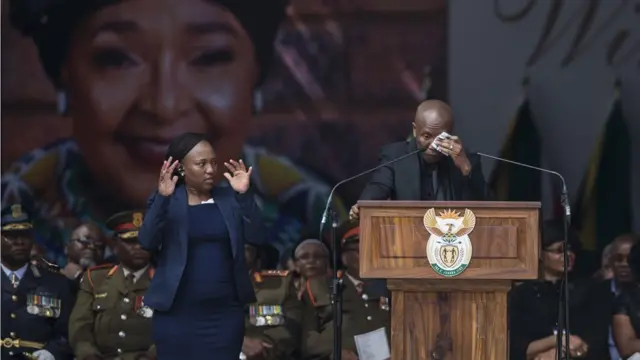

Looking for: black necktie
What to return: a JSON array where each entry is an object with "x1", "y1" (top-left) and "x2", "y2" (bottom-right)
[{"x1": 125, "y1": 273, "x2": 135, "y2": 287}]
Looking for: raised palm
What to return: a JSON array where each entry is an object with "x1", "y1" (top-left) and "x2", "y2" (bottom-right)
[
  {"x1": 223, "y1": 159, "x2": 252, "y2": 194},
  {"x1": 158, "y1": 157, "x2": 180, "y2": 196}
]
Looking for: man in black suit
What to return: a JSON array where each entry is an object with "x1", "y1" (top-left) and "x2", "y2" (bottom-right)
[{"x1": 350, "y1": 100, "x2": 490, "y2": 220}]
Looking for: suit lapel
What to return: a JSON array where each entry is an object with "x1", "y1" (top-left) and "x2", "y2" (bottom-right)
[
  {"x1": 18, "y1": 266, "x2": 39, "y2": 293},
  {"x1": 132, "y1": 268, "x2": 153, "y2": 292},
  {"x1": 212, "y1": 186, "x2": 238, "y2": 259},
  {"x1": 397, "y1": 140, "x2": 421, "y2": 200},
  {"x1": 175, "y1": 186, "x2": 190, "y2": 257},
  {"x1": 112, "y1": 267, "x2": 129, "y2": 296}
]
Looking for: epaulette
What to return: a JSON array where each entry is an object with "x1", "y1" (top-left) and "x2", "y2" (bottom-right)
[
  {"x1": 86, "y1": 264, "x2": 116, "y2": 289},
  {"x1": 260, "y1": 270, "x2": 290, "y2": 277},
  {"x1": 37, "y1": 257, "x2": 61, "y2": 273}
]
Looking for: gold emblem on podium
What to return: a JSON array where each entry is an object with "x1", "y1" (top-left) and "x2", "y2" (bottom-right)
[{"x1": 423, "y1": 208, "x2": 476, "y2": 277}]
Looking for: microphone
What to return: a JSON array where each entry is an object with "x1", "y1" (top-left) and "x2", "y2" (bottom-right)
[
  {"x1": 476, "y1": 152, "x2": 572, "y2": 359},
  {"x1": 319, "y1": 146, "x2": 426, "y2": 231},
  {"x1": 319, "y1": 145, "x2": 425, "y2": 360},
  {"x1": 476, "y1": 152, "x2": 570, "y2": 218}
]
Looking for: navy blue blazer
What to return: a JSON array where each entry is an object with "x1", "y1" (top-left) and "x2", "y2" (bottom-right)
[{"x1": 138, "y1": 184, "x2": 264, "y2": 311}]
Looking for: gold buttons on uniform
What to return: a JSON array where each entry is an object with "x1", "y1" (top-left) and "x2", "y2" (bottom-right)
[
  {"x1": 10, "y1": 332, "x2": 16, "y2": 338},
  {"x1": 366, "y1": 316, "x2": 372, "y2": 321},
  {"x1": 10, "y1": 313, "x2": 16, "y2": 319},
  {"x1": 11, "y1": 295, "x2": 17, "y2": 302},
  {"x1": 120, "y1": 314, "x2": 127, "y2": 320},
  {"x1": 123, "y1": 298, "x2": 130, "y2": 303},
  {"x1": 118, "y1": 331, "x2": 126, "y2": 338}
]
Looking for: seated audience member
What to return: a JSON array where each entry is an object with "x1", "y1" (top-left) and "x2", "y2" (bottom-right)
[
  {"x1": 612, "y1": 242, "x2": 640, "y2": 358},
  {"x1": 1, "y1": 204, "x2": 74, "y2": 360},
  {"x1": 605, "y1": 234, "x2": 639, "y2": 360},
  {"x1": 302, "y1": 224, "x2": 391, "y2": 360},
  {"x1": 62, "y1": 222, "x2": 107, "y2": 293},
  {"x1": 295, "y1": 239, "x2": 330, "y2": 279},
  {"x1": 68, "y1": 210, "x2": 155, "y2": 360},
  {"x1": 509, "y1": 220, "x2": 612, "y2": 360},
  {"x1": 242, "y1": 244, "x2": 302, "y2": 360}
]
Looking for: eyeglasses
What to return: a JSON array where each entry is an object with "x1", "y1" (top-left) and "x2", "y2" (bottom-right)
[{"x1": 71, "y1": 237, "x2": 104, "y2": 248}]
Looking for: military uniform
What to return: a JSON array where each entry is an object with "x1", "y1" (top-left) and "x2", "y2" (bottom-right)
[
  {"x1": 246, "y1": 270, "x2": 303, "y2": 360},
  {"x1": 303, "y1": 274, "x2": 391, "y2": 356},
  {"x1": 68, "y1": 211, "x2": 155, "y2": 360},
  {"x1": 302, "y1": 226, "x2": 391, "y2": 358},
  {"x1": 1, "y1": 205, "x2": 74, "y2": 360}
]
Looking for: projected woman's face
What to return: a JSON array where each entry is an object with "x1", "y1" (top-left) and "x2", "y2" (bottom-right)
[{"x1": 63, "y1": 0, "x2": 256, "y2": 206}]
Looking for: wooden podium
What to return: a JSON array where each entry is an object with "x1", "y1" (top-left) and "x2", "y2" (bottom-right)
[{"x1": 358, "y1": 201, "x2": 540, "y2": 360}]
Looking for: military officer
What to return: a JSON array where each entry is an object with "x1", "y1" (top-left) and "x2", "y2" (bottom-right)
[
  {"x1": 302, "y1": 226, "x2": 391, "y2": 360},
  {"x1": 1, "y1": 204, "x2": 74, "y2": 360},
  {"x1": 243, "y1": 244, "x2": 303, "y2": 360},
  {"x1": 68, "y1": 210, "x2": 155, "y2": 360}
]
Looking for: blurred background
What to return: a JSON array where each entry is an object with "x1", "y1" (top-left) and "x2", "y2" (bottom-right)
[{"x1": 2, "y1": 0, "x2": 639, "y2": 273}]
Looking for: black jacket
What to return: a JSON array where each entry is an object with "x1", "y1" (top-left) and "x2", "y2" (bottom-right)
[{"x1": 360, "y1": 139, "x2": 490, "y2": 201}]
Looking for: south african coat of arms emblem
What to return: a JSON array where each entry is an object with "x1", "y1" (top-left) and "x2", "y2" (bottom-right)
[{"x1": 423, "y1": 208, "x2": 477, "y2": 277}]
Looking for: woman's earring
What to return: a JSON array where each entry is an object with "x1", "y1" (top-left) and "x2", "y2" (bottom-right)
[
  {"x1": 56, "y1": 90, "x2": 68, "y2": 115},
  {"x1": 178, "y1": 166, "x2": 185, "y2": 177},
  {"x1": 253, "y1": 89, "x2": 264, "y2": 113}
]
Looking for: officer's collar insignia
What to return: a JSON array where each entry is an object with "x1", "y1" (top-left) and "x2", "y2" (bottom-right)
[
  {"x1": 253, "y1": 272, "x2": 263, "y2": 284},
  {"x1": 94, "y1": 293, "x2": 108, "y2": 298},
  {"x1": 107, "y1": 266, "x2": 118, "y2": 277}
]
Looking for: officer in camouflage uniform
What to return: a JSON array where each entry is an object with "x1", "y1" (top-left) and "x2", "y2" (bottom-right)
[
  {"x1": 68, "y1": 211, "x2": 155, "y2": 360},
  {"x1": 1, "y1": 204, "x2": 74, "y2": 360},
  {"x1": 302, "y1": 226, "x2": 391, "y2": 360},
  {"x1": 243, "y1": 244, "x2": 302, "y2": 360}
]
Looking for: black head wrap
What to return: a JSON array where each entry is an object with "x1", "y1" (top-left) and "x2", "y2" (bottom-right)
[
  {"x1": 165, "y1": 132, "x2": 208, "y2": 162},
  {"x1": 541, "y1": 219, "x2": 581, "y2": 250},
  {"x1": 164, "y1": 132, "x2": 208, "y2": 185},
  {"x1": 9, "y1": 0, "x2": 288, "y2": 88}
]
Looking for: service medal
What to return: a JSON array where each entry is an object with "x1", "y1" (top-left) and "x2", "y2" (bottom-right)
[{"x1": 139, "y1": 306, "x2": 154, "y2": 318}]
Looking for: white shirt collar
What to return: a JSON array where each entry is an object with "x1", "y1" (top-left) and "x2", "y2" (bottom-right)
[
  {"x1": 1, "y1": 263, "x2": 28, "y2": 279},
  {"x1": 122, "y1": 265, "x2": 149, "y2": 283}
]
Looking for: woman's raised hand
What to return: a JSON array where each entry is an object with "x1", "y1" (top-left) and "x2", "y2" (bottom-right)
[
  {"x1": 223, "y1": 159, "x2": 252, "y2": 194},
  {"x1": 158, "y1": 157, "x2": 180, "y2": 196}
]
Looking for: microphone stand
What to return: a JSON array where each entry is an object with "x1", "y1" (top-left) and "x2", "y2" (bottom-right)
[
  {"x1": 477, "y1": 152, "x2": 572, "y2": 359},
  {"x1": 319, "y1": 147, "x2": 425, "y2": 360},
  {"x1": 328, "y1": 208, "x2": 343, "y2": 360}
]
